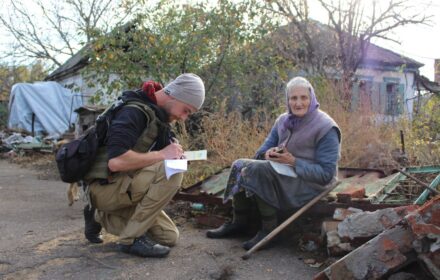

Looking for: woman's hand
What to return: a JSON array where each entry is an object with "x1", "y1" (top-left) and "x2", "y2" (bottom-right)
[
  {"x1": 264, "y1": 147, "x2": 281, "y2": 160},
  {"x1": 265, "y1": 147, "x2": 296, "y2": 166}
]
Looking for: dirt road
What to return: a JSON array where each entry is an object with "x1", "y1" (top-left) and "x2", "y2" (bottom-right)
[{"x1": 0, "y1": 159, "x2": 321, "y2": 280}]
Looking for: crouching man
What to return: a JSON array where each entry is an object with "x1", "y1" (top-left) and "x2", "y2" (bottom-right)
[{"x1": 84, "y1": 74, "x2": 205, "y2": 258}]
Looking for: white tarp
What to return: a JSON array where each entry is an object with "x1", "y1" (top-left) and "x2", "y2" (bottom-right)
[{"x1": 8, "y1": 81, "x2": 83, "y2": 138}]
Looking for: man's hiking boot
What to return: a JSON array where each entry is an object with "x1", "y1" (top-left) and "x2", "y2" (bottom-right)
[
  {"x1": 206, "y1": 222, "x2": 247, "y2": 238},
  {"x1": 84, "y1": 205, "x2": 103, "y2": 244},
  {"x1": 119, "y1": 235, "x2": 170, "y2": 258}
]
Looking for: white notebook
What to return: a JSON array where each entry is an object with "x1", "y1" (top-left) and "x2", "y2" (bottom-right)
[
  {"x1": 269, "y1": 161, "x2": 298, "y2": 178},
  {"x1": 164, "y1": 150, "x2": 207, "y2": 179},
  {"x1": 164, "y1": 159, "x2": 188, "y2": 180}
]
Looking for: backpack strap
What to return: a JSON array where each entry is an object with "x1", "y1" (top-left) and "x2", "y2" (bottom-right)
[
  {"x1": 124, "y1": 100, "x2": 154, "y2": 123},
  {"x1": 124, "y1": 100, "x2": 161, "y2": 154}
]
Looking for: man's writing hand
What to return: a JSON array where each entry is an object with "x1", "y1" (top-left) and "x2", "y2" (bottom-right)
[{"x1": 160, "y1": 143, "x2": 184, "y2": 159}]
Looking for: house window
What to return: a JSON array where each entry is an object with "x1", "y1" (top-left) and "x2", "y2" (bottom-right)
[{"x1": 386, "y1": 83, "x2": 400, "y2": 116}]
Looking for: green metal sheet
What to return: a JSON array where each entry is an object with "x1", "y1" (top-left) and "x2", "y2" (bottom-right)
[
  {"x1": 374, "y1": 166, "x2": 440, "y2": 205},
  {"x1": 414, "y1": 173, "x2": 440, "y2": 205},
  {"x1": 200, "y1": 168, "x2": 230, "y2": 195}
]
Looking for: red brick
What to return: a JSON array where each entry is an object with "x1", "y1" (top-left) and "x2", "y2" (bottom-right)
[
  {"x1": 418, "y1": 195, "x2": 440, "y2": 216},
  {"x1": 394, "y1": 205, "x2": 419, "y2": 216},
  {"x1": 381, "y1": 237, "x2": 399, "y2": 251},
  {"x1": 377, "y1": 237, "x2": 407, "y2": 268},
  {"x1": 405, "y1": 196, "x2": 440, "y2": 236},
  {"x1": 417, "y1": 196, "x2": 440, "y2": 225},
  {"x1": 336, "y1": 187, "x2": 365, "y2": 203},
  {"x1": 411, "y1": 223, "x2": 440, "y2": 236}
]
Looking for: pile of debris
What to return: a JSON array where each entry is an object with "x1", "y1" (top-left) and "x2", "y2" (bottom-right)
[
  {"x1": 175, "y1": 166, "x2": 440, "y2": 278},
  {"x1": 322, "y1": 205, "x2": 418, "y2": 256},
  {"x1": 0, "y1": 130, "x2": 57, "y2": 158},
  {"x1": 316, "y1": 196, "x2": 440, "y2": 279}
]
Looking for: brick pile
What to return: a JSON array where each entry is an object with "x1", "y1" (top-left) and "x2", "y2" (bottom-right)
[{"x1": 315, "y1": 196, "x2": 440, "y2": 279}]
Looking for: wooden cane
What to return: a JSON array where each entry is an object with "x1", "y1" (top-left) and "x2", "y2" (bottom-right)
[{"x1": 242, "y1": 180, "x2": 341, "y2": 260}]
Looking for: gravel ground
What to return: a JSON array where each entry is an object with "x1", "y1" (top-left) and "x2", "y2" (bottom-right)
[{"x1": 0, "y1": 158, "x2": 326, "y2": 280}]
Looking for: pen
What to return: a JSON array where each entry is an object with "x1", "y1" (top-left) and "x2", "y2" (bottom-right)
[{"x1": 171, "y1": 137, "x2": 185, "y2": 159}]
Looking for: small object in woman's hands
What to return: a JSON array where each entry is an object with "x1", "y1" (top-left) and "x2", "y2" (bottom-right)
[{"x1": 269, "y1": 147, "x2": 284, "y2": 157}]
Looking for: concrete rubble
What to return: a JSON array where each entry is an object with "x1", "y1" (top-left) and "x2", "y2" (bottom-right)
[
  {"x1": 315, "y1": 195, "x2": 440, "y2": 279},
  {"x1": 322, "y1": 206, "x2": 418, "y2": 256},
  {"x1": 337, "y1": 205, "x2": 419, "y2": 242}
]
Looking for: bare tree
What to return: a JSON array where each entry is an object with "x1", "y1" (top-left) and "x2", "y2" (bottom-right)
[
  {"x1": 264, "y1": 0, "x2": 320, "y2": 73},
  {"x1": 265, "y1": 0, "x2": 430, "y2": 102},
  {"x1": 318, "y1": 0, "x2": 429, "y2": 100},
  {"x1": 0, "y1": 0, "x2": 142, "y2": 67}
]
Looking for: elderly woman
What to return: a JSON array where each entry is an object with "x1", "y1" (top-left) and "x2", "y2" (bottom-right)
[{"x1": 206, "y1": 76, "x2": 341, "y2": 250}]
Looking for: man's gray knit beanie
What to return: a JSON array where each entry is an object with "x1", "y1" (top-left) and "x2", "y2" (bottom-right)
[{"x1": 164, "y1": 73, "x2": 205, "y2": 109}]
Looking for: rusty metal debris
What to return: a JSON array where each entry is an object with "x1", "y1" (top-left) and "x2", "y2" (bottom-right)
[
  {"x1": 398, "y1": 169, "x2": 440, "y2": 195},
  {"x1": 175, "y1": 166, "x2": 440, "y2": 212}
]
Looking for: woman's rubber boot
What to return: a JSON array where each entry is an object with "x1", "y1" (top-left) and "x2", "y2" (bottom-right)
[
  {"x1": 206, "y1": 209, "x2": 248, "y2": 238},
  {"x1": 242, "y1": 216, "x2": 277, "y2": 250}
]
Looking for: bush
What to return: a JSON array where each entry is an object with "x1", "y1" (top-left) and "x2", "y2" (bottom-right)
[
  {"x1": 177, "y1": 103, "x2": 275, "y2": 187},
  {"x1": 399, "y1": 95, "x2": 440, "y2": 166},
  {"x1": 0, "y1": 102, "x2": 8, "y2": 129}
]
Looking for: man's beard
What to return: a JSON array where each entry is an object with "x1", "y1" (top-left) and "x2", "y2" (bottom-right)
[{"x1": 163, "y1": 102, "x2": 178, "y2": 123}]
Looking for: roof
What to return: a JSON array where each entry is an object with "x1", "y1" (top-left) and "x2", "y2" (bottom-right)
[
  {"x1": 44, "y1": 45, "x2": 90, "y2": 81},
  {"x1": 74, "y1": 105, "x2": 106, "y2": 114},
  {"x1": 361, "y1": 43, "x2": 424, "y2": 69},
  {"x1": 415, "y1": 74, "x2": 440, "y2": 93},
  {"x1": 44, "y1": 22, "x2": 137, "y2": 82}
]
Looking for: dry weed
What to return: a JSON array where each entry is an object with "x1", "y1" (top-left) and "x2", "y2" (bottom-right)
[
  {"x1": 176, "y1": 105, "x2": 274, "y2": 187},
  {"x1": 178, "y1": 79, "x2": 440, "y2": 187}
]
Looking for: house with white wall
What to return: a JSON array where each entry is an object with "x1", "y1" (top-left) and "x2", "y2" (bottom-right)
[
  {"x1": 352, "y1": 43, "x2": 423, "y2": 121},
  {"x1": 45, "y1": 33, "x2": 425, "y2": 121},
  {"x1": 44, "y1": 45, "x2": 121, "y2": 105}
]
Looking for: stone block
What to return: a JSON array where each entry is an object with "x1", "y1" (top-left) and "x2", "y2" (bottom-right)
[
  {"x1": 337, "y1": 206, "x2": 415, "y2": 241},
  {"x1": 333, "y1": 207, "x2": 363, "y2": 221},
  {"x1": 321, "y1": 220, "x2": 340, "y2": 236},
  {"x1": 326, "y1": 230, "x2": 353, "y2": 256}
]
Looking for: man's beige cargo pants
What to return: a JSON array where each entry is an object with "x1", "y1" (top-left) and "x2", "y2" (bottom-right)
[{"x1": 89, "y1": 161, "x2": 183, "y2": 246}]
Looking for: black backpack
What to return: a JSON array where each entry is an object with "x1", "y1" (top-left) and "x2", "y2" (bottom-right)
[{"x1": 55, "y1": 95, "x2": 147, "y2": 183}]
